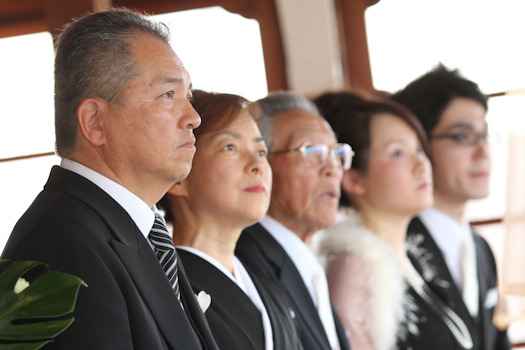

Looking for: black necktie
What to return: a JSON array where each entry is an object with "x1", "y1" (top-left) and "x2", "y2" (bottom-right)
[{"x1": 148, "y1": 214, "x2": 181, "y2": 302}]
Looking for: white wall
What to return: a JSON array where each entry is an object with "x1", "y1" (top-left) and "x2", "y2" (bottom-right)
[{"x1": 274, "y1": 0, "x2": 344, "y2": 96}]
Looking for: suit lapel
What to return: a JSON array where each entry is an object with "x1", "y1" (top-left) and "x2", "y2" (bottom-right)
[
  {"x1": 176, "y1": 257, "x2": 219, "y2": 349},
  {"x1": 408, "y1": 218, "x2": 462, "y2": 304},
  {"x1": 178, "y1": 250, "x2": 264, "y2": 348},
  {"x1": 472, "y1": 231, "x2": 496, "y2": 347},
  {"x1": 408, "y1": 217, "x2": 480, "y2": 345},
  {"x1": 244, "y1": 224, "x2": 332, "y2": 349},
  {"x1": 112, "y1": 238, "x2": 203, "y2": 349}
]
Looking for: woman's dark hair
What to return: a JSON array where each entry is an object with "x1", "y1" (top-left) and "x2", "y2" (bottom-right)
[{"x1": 314, "y1": 91, "x2": 430, "y2": 207}]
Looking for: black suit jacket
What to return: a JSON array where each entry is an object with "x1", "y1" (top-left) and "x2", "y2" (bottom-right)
[
  {"x1": 236, "y1": 223, "x2": 351, "y2": 350},
  {"x1": 177, "y1": 249, "x2": 303, "y2": 350},
  {"x1": 1, "y1": 166, "x2": 218, "y2": 350},
  {"x1": 407, "y1": 216, "x2": 511, "y2": 350}
]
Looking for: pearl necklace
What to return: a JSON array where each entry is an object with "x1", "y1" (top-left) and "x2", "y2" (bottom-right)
[{"x1": 402, "y1": 261, "x2": 473, "y2": 349}]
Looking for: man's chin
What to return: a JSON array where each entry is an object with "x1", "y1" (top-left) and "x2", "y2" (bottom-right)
[
  {"x1": 172, "y1": 164, "x2": 193, "y2": 183},
  {"x1": 313, "y1": 214, "x2": 338, "y2": 231}
]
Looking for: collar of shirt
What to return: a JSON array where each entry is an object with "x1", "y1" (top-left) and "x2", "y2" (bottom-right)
[
  {"x1": 177, "y1": 246, "x2": 240, "y2": 286},
  {"x1": 60, "y1": 158, "x2": 155, "y2": 241},
  {"x1": 418, "y1": 207, "x2": 472, "y2": 288},
  {"x1": 260, "y1": 215, "x2": 321, "y2": 306}
]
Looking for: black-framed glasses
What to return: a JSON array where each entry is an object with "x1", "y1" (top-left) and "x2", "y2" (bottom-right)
[
  {"x1": 270, "y1": 142, "x2": 354, "y2": 170},
  {"x1": 431, "y1": 130, "x2": 498, "y2": 146}
]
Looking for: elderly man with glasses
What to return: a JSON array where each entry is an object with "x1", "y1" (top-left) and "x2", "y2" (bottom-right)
[
  {"x1": 236, "y1": 91, "x2": 353, "y2": 350},
  {"x1": 391, "y1": 64, "x2": 511, "y2": 350}
]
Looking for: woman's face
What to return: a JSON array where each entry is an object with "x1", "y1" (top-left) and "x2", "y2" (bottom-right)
[
  {"x1": 184, "y1": 111, "x2": 272, "y2": 228},
  {"x1": 355, "y1": 113, "x2": 433, "y2": 216}
]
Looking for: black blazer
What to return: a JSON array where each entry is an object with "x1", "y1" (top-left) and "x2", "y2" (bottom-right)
[
  {"x1": 407, "y1": 216, "x2": 511, "y2": 350},
  {"x1": 1, "y1": 166, "x2": 218, "y2": 350},
  {"x1": 177, "y1": 249, "x2": 303, "y2": 350},
  {"x1": 236, "y1": 223, "x2": 351, "y2": 350}
]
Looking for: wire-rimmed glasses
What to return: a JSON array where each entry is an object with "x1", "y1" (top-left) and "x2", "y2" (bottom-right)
[{"x1": 270, "y1": 142, "x2": 354, "y2": 170}]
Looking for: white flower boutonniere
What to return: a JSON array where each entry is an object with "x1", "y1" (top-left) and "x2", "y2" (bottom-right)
[
  {"x1": 196, "y1": 291, "x2": 211, "y2": 313},
  {"x1": 13, "y1": 277, "x2": 30, "y2": 294}
]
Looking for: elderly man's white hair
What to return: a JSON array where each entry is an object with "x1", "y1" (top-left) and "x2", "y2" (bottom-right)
[{"x1": 254, "y1": 91, "x2": 320, "y2": 151}]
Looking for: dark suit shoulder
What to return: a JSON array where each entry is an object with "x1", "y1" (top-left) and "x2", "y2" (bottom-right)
[
  {"x1": 472, "y1": 230, "x2": 497, "y2": 268},
  {"x1": 178, "y1": 249, "x2": 266, "y2": 350},
  {"x1": 236, "y1": 224, "x2": 288, "y2": 281}
]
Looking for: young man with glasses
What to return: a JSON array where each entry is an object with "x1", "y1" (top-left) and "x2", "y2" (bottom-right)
[
  {"x1": 236, "y1": 91, "x2": 353, "y2": 350},
  {"x1": 391, "y1": 64, "x2": 511, "y2": 350}
]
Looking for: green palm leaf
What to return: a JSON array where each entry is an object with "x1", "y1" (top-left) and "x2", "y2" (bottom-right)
[{"x1": 0, "y1": 259, "x2": 86, "y2": 349}]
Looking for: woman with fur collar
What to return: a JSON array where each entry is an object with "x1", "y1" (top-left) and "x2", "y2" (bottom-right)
[{"x1": 311, "y1": 93, "x2": 437, "y2": 349}]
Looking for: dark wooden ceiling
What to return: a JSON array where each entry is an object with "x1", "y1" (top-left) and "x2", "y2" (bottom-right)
[{"x1": 0, "y1": 0, "x2": 275, "y2": 38}]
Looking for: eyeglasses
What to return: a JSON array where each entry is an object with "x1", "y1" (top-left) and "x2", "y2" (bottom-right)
[
  {"x1": 269, "y1": 142, "x2": 354, "y2": 170},
  {"x1": 431, "y1": 130, "x2": 498, "y2": 146}
]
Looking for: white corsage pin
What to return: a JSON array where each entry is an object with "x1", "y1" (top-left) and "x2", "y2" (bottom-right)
[{"x1": 196, "y1": 291, "x2": 211, "y2": 313}]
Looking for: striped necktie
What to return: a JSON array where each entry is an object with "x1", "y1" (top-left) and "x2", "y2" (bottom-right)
[{"x1": 149, "y1": 214, "x2": 181, "y2": 302}]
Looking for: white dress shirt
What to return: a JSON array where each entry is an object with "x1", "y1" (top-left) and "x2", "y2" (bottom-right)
[
  {"x1": 419, "y1": 208, "x2": 470, "y2": 287},
  {"x1": 260, "y1": 215, "x2": 340, "y2": 350},
  {"x1": 418, "y1": 207, "x2": 479, "y2": 315},
  {"x1": 260, "y1": 216, "x2": 321, "y2": 304}
]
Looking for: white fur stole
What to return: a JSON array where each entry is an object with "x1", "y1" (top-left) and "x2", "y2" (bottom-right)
[{"x1": 312, "y1": 210, "x2": 412, "y2": 350}]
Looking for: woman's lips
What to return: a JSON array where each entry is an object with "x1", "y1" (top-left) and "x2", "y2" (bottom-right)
[{"x1": 417, "y1": 180, "x2": 432, "y2": 190}]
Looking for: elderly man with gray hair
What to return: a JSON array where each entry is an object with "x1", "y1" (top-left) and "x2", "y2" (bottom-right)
[{"x1": 236, "y1": 91, "x2": 353, "y2": 350}]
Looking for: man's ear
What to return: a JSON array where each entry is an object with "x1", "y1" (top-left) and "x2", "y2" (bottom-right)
[
  {"x1": 77, "y1": 98, "x2": 106, "y2": 147},
  {"x1": 341, "y1": 169, "x2": 366, "y2": 195}
]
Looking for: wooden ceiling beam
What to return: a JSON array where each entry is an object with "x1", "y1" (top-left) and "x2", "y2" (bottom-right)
[
  {"x1": 45, "y1": 0, "x2": 112, "y2": 37},
  {"x1": 0, "y1": 0, "x2": 287, "y2": 91},
  {"x1": 335, "y1": 0, "x2": 380, "y2": 95},
  {"x1": 0, "y1": 0, "x2": 46, "y2": 38}
]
